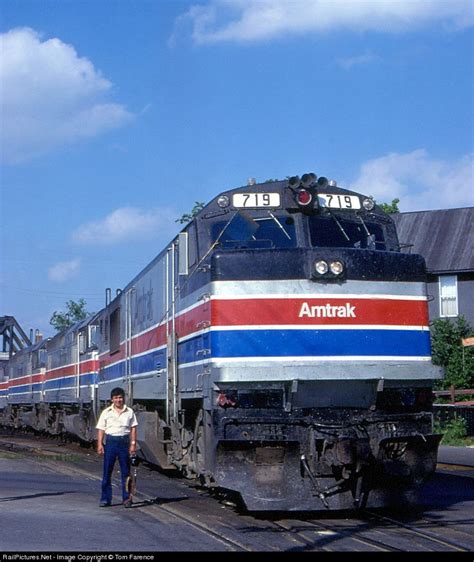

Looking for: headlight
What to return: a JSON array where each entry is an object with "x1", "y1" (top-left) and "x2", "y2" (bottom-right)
[
  {"x1": 362, "y1": 197, "x2": 375, "y2": 211},
  {"x1": 217, "y1": 195, "x2": 230, "y2": 208},
  {"x1": 330, "y1": 260, "x2": 344, "y2": 275},
  {"x1": 315, "y1": 260, "x2": 329, "y2": 275}
]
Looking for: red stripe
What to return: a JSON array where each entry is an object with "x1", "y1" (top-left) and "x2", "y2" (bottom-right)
[
  {"x1": 45, "y1": 359, "x2": 99, "y2": 381},
  {"x1": 176, "y1": 302, "x2": 211, "y2": 337},
  {"x1": 7, "y1": 373, "x2": 43, "y2": 386},
  {"x1": 100, "y1": 303, "x2": 211, "y2": 367},
  {"x1": 211, "y1": 298, "x2": 429, "y2": 326},
  {"x1": 132, "y1": 324, "x2": 167, "y2": 355}
]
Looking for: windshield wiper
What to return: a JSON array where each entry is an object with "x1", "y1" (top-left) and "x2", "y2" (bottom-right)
[
  {"x1": 267, "y1": 211, "x2": 292, "y2": 240},
  {"x1": 358, "y1": 215, "x2": 376, "y2": 249},
  {"x1": 325, "y1": 209, "x2": 351, "y2": 242}
]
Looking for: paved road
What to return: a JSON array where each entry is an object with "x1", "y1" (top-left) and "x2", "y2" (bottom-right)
[
  {"x1": 438, "y1": 445, "x2": 474, "y2": 467},
  {"x1": 0, "y1": 454, "x2": 232, "y2": 552}
]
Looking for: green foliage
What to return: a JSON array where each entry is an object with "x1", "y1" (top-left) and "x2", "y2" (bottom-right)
[
  {"x1": 431, "y1": 316, "x2": 474, "y2": 390},
  {"x1": 378, "y1": 198, "x2": 400, "y2": 214},
  {"x1": 50, "y1": 299, "x2": 90, "y2": 332},
  {"x1": 176, "y1": 201, "x2": 205, "y2": 224},
  {"x1": 434, "y1": 416, "x2": 468, "y2": 446}
]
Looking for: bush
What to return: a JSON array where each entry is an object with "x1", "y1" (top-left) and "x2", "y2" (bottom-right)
[
  {"x1": 434, "y1": 416, "x2": 468, "y2": 446},
  {"x1": 431, "y1": 316, "x2": 474, "y2": 390}
]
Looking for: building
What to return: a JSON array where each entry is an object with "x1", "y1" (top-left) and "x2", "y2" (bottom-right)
[{"x1": 392, "y1": 207, "x2": 474, "y2": 325}]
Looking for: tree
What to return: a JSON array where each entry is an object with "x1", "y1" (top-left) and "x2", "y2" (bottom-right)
[
  {"x1": 50, "y1": 299, "x2": 90, "y2": 332},
  {"x1": 176, "y1": 201, "x2": 205, "y2": 224},
  {"x1": 431, "y1": 316, "x2": 474, "y2": 390},
  {"x1": 378, "y1": 198, "x2": 400, "y2": 214}
]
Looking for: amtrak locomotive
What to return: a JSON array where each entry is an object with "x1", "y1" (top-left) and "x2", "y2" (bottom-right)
[{"x1": 0, "y1": 174, "x2": 443, "y2": 510}]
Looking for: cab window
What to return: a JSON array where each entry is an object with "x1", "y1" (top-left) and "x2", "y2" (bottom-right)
[
  {"x1": 211, "y1": 212, "x2": 296, "y2": 249},
  {"x1": 308, "y1": 215, "x2": 386, "y2": 250}
]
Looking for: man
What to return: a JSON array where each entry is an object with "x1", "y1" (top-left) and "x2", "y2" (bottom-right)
[{"x1": 96, "y1": 387, "x2": 138, "y2": 507}]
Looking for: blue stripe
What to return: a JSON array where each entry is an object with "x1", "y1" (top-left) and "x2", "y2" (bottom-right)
[
  {"x1": 101, "y1": 361, "x2": 125, "y2": 381},
  {"x1": 100, "y1": 349, "x2": 167, "y2": 382},
  {"x1": 8, "y1": 384, "x2": 32, "y2": 394},
  {"x1": 178, "y1": 333, "x2": 211, "y2": 364},
  {"x1": 43, "y1": 372, "x2": 98, "y2": 391},
  {"x1": 211, "y1": 329, "x2": 431, "y2": 358},
  {"x1": 131, "y1": 349, "x2": 167, "y2": 374}
]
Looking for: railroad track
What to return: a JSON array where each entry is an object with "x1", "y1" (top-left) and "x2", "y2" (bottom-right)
[
  {"x1": 361, "y1": 510, "x2": 471, "y2": 552},
  {"x1": 1, "y1": 431, "x2": 473, "y2": 552}
]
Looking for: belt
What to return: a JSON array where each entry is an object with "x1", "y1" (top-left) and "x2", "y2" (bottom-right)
[{"x1": 105, "y1": 434, "x2": 130, "y2": 440}]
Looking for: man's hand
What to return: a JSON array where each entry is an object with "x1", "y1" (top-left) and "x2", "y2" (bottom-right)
[{"x1": 97, "y1": 429, "x2": 105, "y2": 455}]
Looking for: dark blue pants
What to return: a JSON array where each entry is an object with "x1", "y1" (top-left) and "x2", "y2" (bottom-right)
[{"x1": 100, "y1": 435, "x2": 130, "y2": 504}]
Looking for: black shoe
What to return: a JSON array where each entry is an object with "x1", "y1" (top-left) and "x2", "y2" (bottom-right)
[
  {"x1": 99, "y1": 502, "x2": 111, "y2": 507},
  {"x1": 123, "y1": 500, "x2": 133, "y2": 508}
]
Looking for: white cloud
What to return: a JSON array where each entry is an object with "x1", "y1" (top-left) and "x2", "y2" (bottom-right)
[
  {"x1": 72, "y1": 207, "x2": 177, "y2": 245},
  {"x1": 0, "y1": 27, "x2": 133, "y2": 164},
  {"x1": 336, "y1": 53, "x2": 380, "y2": 70},
  {"x1": 349, "y1": 149, "x2": 474, "y2": 211},
  {"x1": 48, "y1": 258, "x2": 82, "y2": 282},
  {"x1": 175, "y1": 0, "x2": 473, "y2": 44}
]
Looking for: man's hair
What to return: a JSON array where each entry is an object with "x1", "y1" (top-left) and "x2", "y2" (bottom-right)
[{"x1": 110, "y1": 387, "x2": 125, "y2": 399}]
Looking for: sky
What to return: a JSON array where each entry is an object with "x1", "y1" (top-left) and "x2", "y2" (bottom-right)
[{"x1": 1, "y1": 0, "x2": 473, "y2": 338}]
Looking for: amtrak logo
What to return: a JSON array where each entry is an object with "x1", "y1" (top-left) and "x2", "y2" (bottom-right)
[{"x1": 299, "y1": 302, "x2": 356, "y2": 318}]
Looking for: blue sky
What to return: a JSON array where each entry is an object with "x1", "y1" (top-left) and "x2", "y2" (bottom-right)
[{"x1": 1, "y1": 0, "x2": 473, "y2": 337}]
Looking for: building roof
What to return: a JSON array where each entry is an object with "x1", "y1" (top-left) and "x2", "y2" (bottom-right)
[{"x1": 392, "y1": 207, "x2": 474, "y2": 274}]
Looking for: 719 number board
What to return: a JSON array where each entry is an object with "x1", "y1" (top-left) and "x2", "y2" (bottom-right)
[{"x1": 233, "y1": 193, "x2": 281, "y2": 208}]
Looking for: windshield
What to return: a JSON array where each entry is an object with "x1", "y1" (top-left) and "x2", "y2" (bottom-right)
[
  {"x1": 211, "y1": 212, "x2": 296, "y2": 249},
  {"x1": 308, "y1": 215, "x2": 386, "y2": 250}
]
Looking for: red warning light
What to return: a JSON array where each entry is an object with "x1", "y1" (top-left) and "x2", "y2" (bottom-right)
[{"x1": 296, "y1": 189, "x2": 312, "y2": 206}]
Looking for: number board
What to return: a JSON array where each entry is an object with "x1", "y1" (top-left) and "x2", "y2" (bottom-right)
[
  {"x1": 233, "y1": 193, "x2": 281, "y2": 208},
  {"x1": 318, "y1": 193, "x2": 361, "y2": 210}
]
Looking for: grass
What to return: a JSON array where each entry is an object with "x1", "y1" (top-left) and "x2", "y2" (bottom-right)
[{"x1": 434, "y1": 416, "x2": 474, "y2": 446}]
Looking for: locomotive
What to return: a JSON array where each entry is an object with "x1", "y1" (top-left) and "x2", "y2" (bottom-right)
[{"x1": 0, "y1": 173, "x2": 443, "y2": 510}]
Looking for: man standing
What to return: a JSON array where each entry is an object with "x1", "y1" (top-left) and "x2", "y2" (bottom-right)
[{"x1": 96, "y1": 387, "x2": 138, "y2": 507}]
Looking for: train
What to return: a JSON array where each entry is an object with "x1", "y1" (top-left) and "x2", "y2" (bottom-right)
[{"x1": 0, "y1": 173, "x2": 443, "y2": 511}]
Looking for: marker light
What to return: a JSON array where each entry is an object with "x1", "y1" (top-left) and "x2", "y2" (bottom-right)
[
  {"x1": 317, "y1": 176, "x2": 329, "y2": 189},
  {"x1": 217, "y1": 195, "x2": 230, "y2": 208},
  {"x1": 315, "y1": 260, "x2": 329, "y2": 275},
  {"x1": 301, "y1": 172, "x2": 317, "y2": 188},
  {"x1": 296, "y1": 189, "x2": 313, "y2": 206},
  {"x1": 288, "y1": 176, "x2": 301, "y2": 189},
  {"x1": 330, "y1": 260, "x2": 344, "y2": 275},
  {"x1": 363, "y1": 197, "x2": 375, "y2": 211}
]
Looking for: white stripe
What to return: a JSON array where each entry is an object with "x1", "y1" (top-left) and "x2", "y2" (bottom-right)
[
  {"x1": 178, "y1": 359, "x2": 210, "y2": 369},
  {"x1": 211, "y1": 279, "x2": 427, "y2": 298},
  {"x1": 178, "y1": 328, "x2": 210, "y2": 343},
  {"x1": 210, "y1": 356, "x2": 432, "y2": 363},
  {"x1": 210, "y1": 293, "x2": 427, "y2": 302},
  {"x1": 208, "y1": 324, "x2": 430, "y2": 332},
  {"x1": 131, "y1": 344, "x2": 166, "y2": 360}
]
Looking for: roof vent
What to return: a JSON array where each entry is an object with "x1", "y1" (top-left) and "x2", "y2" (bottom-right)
[{"x1": 247, "y1": 177, "x2": 256, "y2": 186}]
